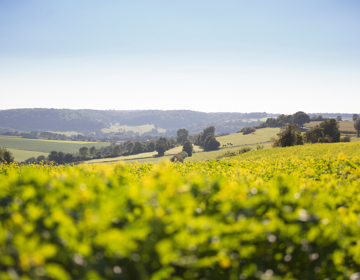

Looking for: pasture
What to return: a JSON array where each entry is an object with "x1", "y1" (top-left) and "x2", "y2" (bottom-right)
[
  {"x1": 7, "y1": 148, "x2": 49, "y2": 162},
  {"x1": 164, "y1": 145, "x2": 203, "y2": 155},
  {"x1": 85, "y1": 151, "x2": 159, "y2": 164},
  {"x1": 0, "y1": 136, "x2": 109, "y2": 161},
  {"x1": 217, "y1": 127, "x2": 280, "y2": 147}
]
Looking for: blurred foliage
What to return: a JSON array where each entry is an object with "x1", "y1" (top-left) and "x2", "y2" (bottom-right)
[{"x1": 1, "y1": 142, "x2": 360, "y2": 279}]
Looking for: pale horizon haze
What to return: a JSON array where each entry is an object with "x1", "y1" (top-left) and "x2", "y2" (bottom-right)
[{"x1": 1, "y1": 0, "x2": 359, "y2": 114}]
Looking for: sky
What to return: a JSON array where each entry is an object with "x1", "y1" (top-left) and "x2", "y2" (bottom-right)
[{"x1": 0, "y1": 0, "x2": 359, "y2": 114}]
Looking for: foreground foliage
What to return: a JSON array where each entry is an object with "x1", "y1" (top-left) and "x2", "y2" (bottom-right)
[{"x1": 1, "y1": 142, "x2": 360, "y2": 279}]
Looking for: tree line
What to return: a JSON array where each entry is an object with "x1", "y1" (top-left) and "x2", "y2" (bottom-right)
[
  {"x1": 21, "y1": 126, "x2": 223, "y2": 165},
  {"x1": 272, "y1": 117, "x2": 358, "y2": 148}
]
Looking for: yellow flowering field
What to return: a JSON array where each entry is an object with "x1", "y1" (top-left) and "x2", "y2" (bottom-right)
[{"x1": 1, "y1": 142, "x2": 360, "y2": 280}]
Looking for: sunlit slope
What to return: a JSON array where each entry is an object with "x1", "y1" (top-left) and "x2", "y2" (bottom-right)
[
  {"x1": 0, "y1": 136, "x2": 109, "y2": 159},
  {"x1": 7, "y1": 148, "x2": 48, "y2": 162},
  {"x1": 232, "y1": 141, "x2": 360, "y2": 162},
  {"x1": 216, "y1": 127, "x2": 280, "y2": 147}
]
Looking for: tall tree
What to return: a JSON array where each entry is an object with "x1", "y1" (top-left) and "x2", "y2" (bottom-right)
[
  {"x1": 48, "y1": 151, "x2": 58, "y2": 163},
  {"x1": 353, "y1": 114, "x2": 359, "y2": 121},
  {"x1": 202, "y1": 126, "x2": 220, "y2": 151},
  {"x1": 132, "y1": 142, "x2": 143, "y2": 154},
  {"x1": 305, "y1": 126, "x2": 324, "y2": 143},
  {"x1": 126, "y1": 142, "x2": 134, "y2": 152},
  {"x1": 205, "y1": 136, "x2": 220, "y2": 151},
  {"x1": 354, "y1": 119, "x2": 360, "y2": 137},
  {"x1": 146, "y1": 141, "x2": 156, "y2": 152},
  {"x1": 201, "y1": 126, "x2": 216, "y2": 144},
  {"x1": 273, "y1": 124, "x2": 303, "y2": 147},
  {"x1": 90, "y1": 146, "x2": 97, "y2": 157},
  {"x1": 182, "y1": 140, "x2": 193, "y2": 157},
  {"x1": 320, "y1": 119, "x2": 340, "y2": 142},
  {"x1": 176, "y1": 128, "x2": 189, "y2": 145},
  {"x1": 292, "y1": 111, "x2": 310, "y2": 128},
  {"x1": 112, "y1": 145, "x2": 122, "y2": 156},
  {"x1": 64, "y1": 153, "x2": 74, "y2": 163},
  {"x1": 155, "y1": 138, "x2": 167, "y2": 156},
  {"x1": 0, "y1": 148, "x2": 14, "y2": 164},
  {"x1": 79, "y1": 147, "x2": 89, "y2": 158}
]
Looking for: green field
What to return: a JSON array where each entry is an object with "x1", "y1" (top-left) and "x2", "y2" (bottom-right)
[
  {"x1": 165, "y1": 145, "x2": 204, "y2": 155},
  {"x1": 187, "y1": 142, "x2": 273, "y2": 162},
  {"x1": 101, "y1": 124, "x2": 166, "y2": 134},
  {"x1": 7, "y1": 148, "x2": 49, "y2": 162},
  {"x1": 217, "y1": 127, "x2": 280, "y2": 147},
  {"x1": 85, "y1": 151, "x2": 159, "y2": 164},
  {"x1": 0, "y1": 136, "x2": 109, "y2": 161}
]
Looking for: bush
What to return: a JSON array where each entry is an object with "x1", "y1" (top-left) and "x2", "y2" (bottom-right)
[
  {"x1": 170, "y1": 154, "x2": 183, "y2": 163},
  {"x1": 240, "y1": 126, "x2": 256, "y2": 135},
  {"x1": 0, "y1": 147, "x2": 14, "y2": 164},
  {"x1": 204, "y1": 135, "x2": 220, "y2": 151},
  {"x1": 238, "y1": 147, "x2": 252, "y2": 154},
  {"x1": 340, "y1": 136, "x2": 351, "y2": 142},
  {"x1": 255, "y1": 122, "x2": 268, "y2": 129},
  {"x1": 178, "y1": 151, "x2": 188, "y2": 159},
  {"x1": 217, "y1": 147, "x2": 252, "y2": 159},
  {"x1": 24, "y1": 157, "x2": 37, "y2": 164},
  {"x1": 182, "y1": 141, "x2": 193, "y2": 157},
  {"x1": 273, "y1": 125, "x2": 303, "y2": 147},
  {"x1": 305, "y1": 126, "x2": 324, "y2": 143}
]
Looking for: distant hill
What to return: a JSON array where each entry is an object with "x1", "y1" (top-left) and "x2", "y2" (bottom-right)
[{"x1": 0, "y1": 108, "x2": 271, "y2": 135}]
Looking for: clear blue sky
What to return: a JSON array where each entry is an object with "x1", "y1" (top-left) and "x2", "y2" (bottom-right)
[{"x1": 1, "y1": 0, "x2": 359, "y2": 114}]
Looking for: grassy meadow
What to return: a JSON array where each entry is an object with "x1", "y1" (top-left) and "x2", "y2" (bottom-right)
[
  {"x1": 7, "y1": 148, "x2": 49, "y2": 162},
  {"x1": 217, "y1": 127, "x2": 280, "y2": 147},
  {"x1": 0, "y1": 136, "x2": 109, "y2": 161}
]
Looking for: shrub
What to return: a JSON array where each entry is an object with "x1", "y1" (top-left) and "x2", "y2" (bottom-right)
[
  {"x1": 0, "y1": 147, "x2": 14, "y2": 164},
  {"x1": 217, "y1": 147, "x2": 251, "y2": 159},
  {"x1": 255, "y1": 122, "x2": 268, "y2": 129},
  {"x1": 182, "y1": 141, "x2": 193, "y2": 156},
  {"x1": 170, "y1": 154, "x2": 183, "y2": 163},
  {"x1": 340, "y1": 136, "x2": 351, "y2": 142},
  {"x1": 238, "y1": 147, "x2": 252, "y2": 154},
  {"x1": 305, "y1": 126, "x2": 324, "y2": 143},
  {"x1": 240, "y1": 126, "x2": 256, "y2": 135},
  {"x1": 178, "y1": 151, "x2": 188, "y2": 159},
  {"x1": 273, "y1": 125, "x2": 303, "y2": 147}
]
